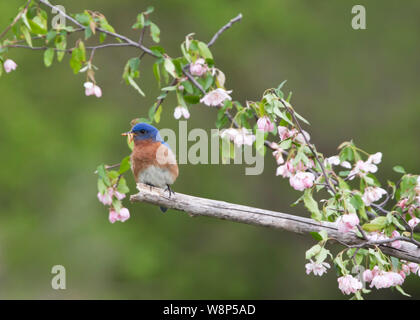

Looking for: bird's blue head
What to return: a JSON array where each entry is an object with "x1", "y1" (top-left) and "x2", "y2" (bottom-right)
[{"x1": 122, "y1": 123, "x2": 164, "y2": 143}]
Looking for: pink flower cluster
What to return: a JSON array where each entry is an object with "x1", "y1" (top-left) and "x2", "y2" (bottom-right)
[
  {"x1": 109, "y1": 207, "x2": 130, "y2": 223},
  {"x1": 220, "y1": 128, "x2": 256, "y2": 147},
  {"x1": 337, "y1": 275, "x2": 363, "y2": 295},
  {"x1": 362, "y1": 186, "x2": 387, "y2": 206},
  {"x1": 348, "y1": 152, "x2": 382, "y2": 180},
  {"x1": 363, "y1": 267, "x2": 405, "y2": 289},
  {"x1": 305, "y1": 260, "x2": 330, "y2": 276},
  {"x1": 189, "y1": 58, "x2": 208, "y2": 77},
  {"x1": 277, "y1": 125, "x2": 310, "y2": 145},
  {"x1": 366, "y1": 231, "x2": 402, "y2": 249},
  {"x1": 174, "y1": 106, "x2": 190, "y2": 119},
  {"x1": 84, "y1": 81, "x2": 102, "y2": 98},
  {"x1": 257, "y1": 116, "x2": 274, "y2": 132},
  {"x1": 200, "y1": 88, "x2": 232, "y2": 107},
  {"x1": 336, "y1": 213, "x2": 360, "y2": 233},
  {"x1": 97, "y1": 187, "x2": 130, "y2": 223},
  {"x1": 276, "y1": 159, "x2": 315, "y2": 191},
  {"x1": 3, "y1": 59, "x2": 17, "y2": 73}
]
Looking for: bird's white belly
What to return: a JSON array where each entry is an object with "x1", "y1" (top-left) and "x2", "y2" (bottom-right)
[{"x1": 137, "y1": 165, "x2": 175, "y2": 188}]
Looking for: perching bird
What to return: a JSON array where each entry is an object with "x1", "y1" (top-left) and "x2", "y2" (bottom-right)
[{"x1": 122, "y1": 123, "x2": 178, "y2": 212}]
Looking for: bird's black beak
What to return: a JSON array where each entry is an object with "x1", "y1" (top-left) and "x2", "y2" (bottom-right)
[{"x1": 121, "y1": 131, "x2": 134, "y2": 143}]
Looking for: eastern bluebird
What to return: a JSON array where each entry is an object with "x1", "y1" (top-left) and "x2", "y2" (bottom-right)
[{"x1": 122, "y1": 123, "x2": 178, "y2": 212}]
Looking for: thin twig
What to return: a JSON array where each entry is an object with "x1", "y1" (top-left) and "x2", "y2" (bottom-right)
[
  {"x1": 0, "y1": 0, "x2": 32, "y2": 40},
  {"x1": 207, "y1": 13, "x2": 243, "y2": 48}
]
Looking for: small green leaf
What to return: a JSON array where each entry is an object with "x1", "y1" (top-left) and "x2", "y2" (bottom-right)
[
  {"x1": 127, "y1": 76, "x2": 145, "y2": 96},
  {"x1": 303, "y1": 189, "x2": 322, "y2": 221},
  {"x1": 149, "y1": 22, "x2": 160, "y2": 43},
  {"x1": 43, "y1": 48, "x2": 54, "y2": 67},
  {"x1": 198, "y1": 41, "x2": 213, "y2": 59},
  {"x1": 164, "y1": 58, "x2": 177, "y2": 78},
  {"x1": 305, "y1": 244, "x2": 321, "y2": 260},
  {"x1": 393, "y1": 165, "x2": 406, "y2": 174},
  {"x1": 118, "y1": 156, "x2": 131, "y2": 174}
]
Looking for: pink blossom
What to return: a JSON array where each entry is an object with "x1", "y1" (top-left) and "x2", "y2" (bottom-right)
[
  {"x1": 4, "y1": 59, "x2": 17, "y2": 73},
  {"x1": 114, "y1": 191, "x2": 126, "y2": 201},
  {"x1": 233, "y1": 128, "x2": 255, "y2": 146},
  {"x1": 257, "y1": 116, "x2": 274, "y2": 132},
  {"x1": 326, "y1": 156, "x2": 340, "y2": 166},
  {"x1": 337, "y1": 275, "x2": 362, "y2": 295},
  {"x1": 336, "y1": 213, "x2": 360, "y2": 233},
  {"x1": 397, "y1": 198, "x2": 408, "y2": 209},
  {"x1": 295, "y1": 130, "x2": 311, "y2": 144},
  {"x1": 305, "y1": 260, "x2": 330, "y2": 276},
  {"x1": 361, "y1": 187, "x2": 387, "y2": 206},
  {"x1": 289, "y1": 172, "x2": 315, "y2": 191},
  {"x1": 109, "y1": 207, "x2": 130, "y2": 223},
  {"x1": 341, "y1": 161, "x2": 352, "y2": 169},
  {"x1": 174, "y1": 106, "x2": 190, "y2": 120},
  {"x1": 367, "y1": 152, "x2": 382, "y2": 165},
  {"x1": 84, "y1": 82, "x2": 102, "y2": 98},
  {"x1": 401, "y1": 264, "x2": 410, "y2": 275},
  {"x1": 276, "y1": 161, "x2": 295, "y2": 178},
  {"x1": 408, "y1": 217, "x2": 420, "y2": 229},
  {"x1": 277, "y1": 126, "x2": 291, "y2": 141},
  {"x1": 390, "y1": 230, "x2": 402, "y2": 249},
  {"x1": 97, "y1": 190, "x2": 113, "y2": 206},
  {"x1": 408, "y1": 263, "x2": 419, "y2": 275},
  {"x1": 370, "y1": 271, "x2": 404, "y2": 289},
  {"x1": 349, "y1": 159, "x2": 378, "y2": 180},
  {"x1": 363, "y1": 269, "x2": 374, "y2": 283},
  {"x1": 272, "y1": 148, "x2": 284, "y2": 165},
  {"x1": 200, "y1": 88, "x2": 232, "y2": 107},
  {"x1": 220, "y1": 128, "x2": 255, "y2": 146},
  {"x1": 189, "y1": 58, "x2": 208, "y2": 77}
]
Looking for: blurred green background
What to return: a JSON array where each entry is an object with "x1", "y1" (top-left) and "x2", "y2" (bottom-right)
[{"x1": 0, "y1": 0, "x2": 419, "y2": 299}]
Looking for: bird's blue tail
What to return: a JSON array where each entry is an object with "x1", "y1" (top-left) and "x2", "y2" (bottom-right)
[{"x1": 160, "y1": 206, "x2": 168, "y2": 213}]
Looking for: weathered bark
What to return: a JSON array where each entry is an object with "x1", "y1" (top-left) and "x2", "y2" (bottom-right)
[{"x1": 131, "y1": 183, "x2": 420, "y2": 263}]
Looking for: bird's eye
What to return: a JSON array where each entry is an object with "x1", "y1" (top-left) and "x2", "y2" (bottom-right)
[{"x1": 139, "y1": 129, "x2": 146, "y2": 134}]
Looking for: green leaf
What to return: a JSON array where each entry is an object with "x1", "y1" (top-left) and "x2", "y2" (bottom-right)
[
  {"x1": 198, "y1": 41, "x2": 213, "y2": 59},
  {"x1": 164, "y1": 58, "x2": 177, "y2": 78},
  {"x1": 395, "y1": 285, "x2": 411, "y2": 297},
  {"x1": 117, "y1": 177, "x2": 130, "y2": 194},
  {"x1": 305, "y1": 244, "x2": 321, "y2": 260},
  {"x1": 96, "y1": 164, "x2": 111, "y2": 186},
  {"x1": 127, "y1": 76, "x2": 145, "y2": 96},
  {"x1": 28, "y1": 15, "x2": 48, "y2": 34},
  {"x1": 362, "y1": 216, "x2": 388, "y2": 232},
  {"x1": 154, "y1": 105, "x2": 163, "y2": 123},
  {"x1": 149, "y1": 22, "x2": 160, "y2": 43},
  {"x1": 118, "y1": 156, "x2": 131, "y2": 174},
  {"x1": 132, "y1": 13, "x2": 145, "y2": 29},
  {"x1": 393, "y1": 165, "x2": 406, "y2": 174},
  {"x1": 303, "y1": 189, "x2": 322, "y2": 221},
  {"x1": 55, "y1": 34, "x2": 66, "y2": 62},
  {"x1": 279, "y1": 139, "x2": 292, "y2": 150},
  {"x1": 43, "y1": 48, "x2": 54, "y2": 67},
  {"x1": 69, "y1": 41, "x2": 86, "y2": 74},
  {"x1": 20, "y1": 25, "x2": 32, "y2": 47},
  {"x1": 75, "y1": 12, "x2": 91, "y2": 26},
  {"x1": 153, "y1": 62, "x2": 161, "y2": 87}
]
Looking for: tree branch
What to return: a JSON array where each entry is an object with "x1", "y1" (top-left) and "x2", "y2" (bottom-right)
[
  {"x1": 131, "y1": 183, "x2": 420, "y2": 263},
  {"x1": 207, "y1": 13, "x2": 243, "y2": 48}
]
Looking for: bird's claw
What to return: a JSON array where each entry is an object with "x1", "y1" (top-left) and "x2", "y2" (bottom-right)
[{"x1": 165, "y1": 184, "x2": 175, "y2": 198}]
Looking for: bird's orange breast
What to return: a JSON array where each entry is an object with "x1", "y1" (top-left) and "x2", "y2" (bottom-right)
[{"x1": 131, "y1": 139, "x2": 179, "y2": 184}]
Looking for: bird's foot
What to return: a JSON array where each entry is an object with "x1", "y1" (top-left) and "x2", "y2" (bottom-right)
[
  {"x1": 165, "y1": 184, "x2": 175, "y2": 198},
  {"x1": 145, "y1": 183, "x2": 154, "y2": 191}
]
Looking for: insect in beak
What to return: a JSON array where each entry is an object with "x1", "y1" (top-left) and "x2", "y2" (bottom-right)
[{"x1": 121, "y1": 131, "x2": 134, "y2": 143}]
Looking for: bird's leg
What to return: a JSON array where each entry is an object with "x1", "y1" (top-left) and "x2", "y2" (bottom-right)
[
  {"x1": 145, "y1": 183, "x2": 154, "y2": 191},
  {"x1": 165, "y1": 184, "x2": 175, "y2": 198}
]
